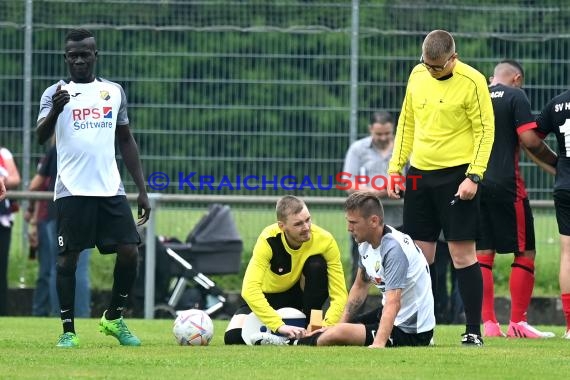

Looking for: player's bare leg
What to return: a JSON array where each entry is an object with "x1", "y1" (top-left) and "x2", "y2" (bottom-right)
[{"x1": 313, "y1": 323, "x2": 367, "y2": 346}]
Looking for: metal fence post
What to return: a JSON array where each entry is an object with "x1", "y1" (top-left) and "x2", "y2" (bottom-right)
[
  {"x1": 19, "y1": 0, "x2": 33, "y2": 288},
  {"x1": 144, "y1": 193, "x2": 159, "y2": 319},
  {"x1": 348, "y1": 0, "x2": 359, "y2": 145}
]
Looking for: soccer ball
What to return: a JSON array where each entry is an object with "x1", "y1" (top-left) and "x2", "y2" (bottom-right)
[{"x1": 173, "y1": 309, "x2": 214, "y2": 346}]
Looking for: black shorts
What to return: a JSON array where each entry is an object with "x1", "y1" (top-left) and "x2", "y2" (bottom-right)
[
  {"x1": 404, "y1": 165, "x2": 480, "y2": 242},
  {"x1": 554, "y1": 190, "x2": 570, "y2": 235},
  {"x1": 353, "y1": 306, "x2": 433, "y2": 347},
  {"x1": 55, "y1": 195, "x2": 140, "y2": 254},
  {"x1": 477, "y1": 196, "x2": 535, "y2": 253}
]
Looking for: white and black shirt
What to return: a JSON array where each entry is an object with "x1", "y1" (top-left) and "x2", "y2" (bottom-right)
[
  {"x1": 37, "y1": 78, "x2": 128, "y2": 199},
  {"x1": 358, "y1": 225, "x2": 435, "y2": 334}
]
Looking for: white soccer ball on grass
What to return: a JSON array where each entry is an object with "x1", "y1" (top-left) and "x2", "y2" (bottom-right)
[{"x1": 173, "y1": 309, "x2": 214, "y2": 346}]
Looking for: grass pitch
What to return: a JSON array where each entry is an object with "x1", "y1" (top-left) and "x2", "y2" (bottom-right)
[{"x1": 1, "y1": 317, "x2": 569, "y2": 379}]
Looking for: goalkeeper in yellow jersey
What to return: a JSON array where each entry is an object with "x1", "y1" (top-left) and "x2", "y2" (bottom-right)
[{"x1": 224, "y1": 195, "x2": 348, "y2": 344}]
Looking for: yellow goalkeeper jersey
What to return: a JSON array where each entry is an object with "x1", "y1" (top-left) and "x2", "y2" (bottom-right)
[
  {"x1": 241, "y1": 223, "x2": 347, "y2": 332},
  {"x1": 388, "y1": 60, "x2": 495, "y2": 178}
]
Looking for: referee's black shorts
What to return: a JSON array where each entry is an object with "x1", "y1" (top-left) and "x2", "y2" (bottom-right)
[
  {"x1": 55, "y1": 195, "x2": 140, "y2": 255},
  {"x1": 403, "y1": 164, "x2": 480, "y2": 242}
]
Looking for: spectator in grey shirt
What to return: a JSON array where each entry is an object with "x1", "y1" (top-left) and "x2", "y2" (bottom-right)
[{"x1": 342, "y1": 111, "x2": 403, "y2": 282}]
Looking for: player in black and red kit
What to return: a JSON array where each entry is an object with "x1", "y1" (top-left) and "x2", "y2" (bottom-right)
[
  {"x1": 536, "y1": 82, "x2": 570, "y2": 339},
  {"x1": 477, "y1": 60, "x2": 558, "y2": 338}
]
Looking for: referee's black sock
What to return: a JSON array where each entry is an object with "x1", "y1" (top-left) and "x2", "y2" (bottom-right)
[{"x1": 455, "y1": 262, "x2": 483, "y2": 336}]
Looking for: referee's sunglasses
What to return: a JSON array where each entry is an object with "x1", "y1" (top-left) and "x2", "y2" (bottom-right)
[{"x1": 420, "y1": 53, "x2": 455, "y2": 72}]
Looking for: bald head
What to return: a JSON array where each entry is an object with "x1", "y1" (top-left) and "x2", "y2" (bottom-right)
[{"x1": 490, "y1": 60, "x2": 524, "y2": 88}]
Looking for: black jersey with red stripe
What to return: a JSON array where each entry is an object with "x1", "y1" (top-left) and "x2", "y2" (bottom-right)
[
  {"x1": 536, "y1": 89, "x2": 570, "y2": 191},
  {"x1": 482, "y1": 84, "x2": 535, "y2": 202}
]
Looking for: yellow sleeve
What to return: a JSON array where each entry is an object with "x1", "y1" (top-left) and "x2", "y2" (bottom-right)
[
  {"x1": 241, "y1": 235, "x2": 284, "y2": 332},
  {"x1": 389, "y1": 73, "x2": 416, "y2": 174},
  {"x1": 466, "y1": 75, "x2": 495, "y2": 178},
  {"x1": 321, "y1": 238, "x2": 348, "y2": 326}
]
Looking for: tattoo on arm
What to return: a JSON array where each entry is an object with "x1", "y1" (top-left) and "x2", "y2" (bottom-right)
[{"x1": 344, "y1": 294, "x2": 366, "y2": 321}]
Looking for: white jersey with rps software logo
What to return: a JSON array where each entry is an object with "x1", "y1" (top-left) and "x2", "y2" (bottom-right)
[
  {"x1": 37, "y1": 78, "x2": 128, "y2": 199},
  {"x1": 358, "y1": 225, "x2": 435, "y2": 334}
]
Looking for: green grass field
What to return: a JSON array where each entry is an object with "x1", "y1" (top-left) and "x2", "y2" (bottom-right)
[{"x1": 1, "y1": 317, "x2": 569, "y2": 379}]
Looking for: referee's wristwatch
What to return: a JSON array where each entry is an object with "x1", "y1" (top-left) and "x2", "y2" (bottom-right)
[{"x1": 466, "y1": 173, "x2": 481, "y2": 184}]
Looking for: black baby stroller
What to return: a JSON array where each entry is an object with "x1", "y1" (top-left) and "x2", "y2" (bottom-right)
[{"x1": 133, "y1": 203, "x2": 243, "y2": 318}]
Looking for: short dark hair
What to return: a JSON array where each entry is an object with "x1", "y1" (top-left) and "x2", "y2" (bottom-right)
[
  {"x1": 423, "y1": 29, "x2": 455, "y2": 60},
  {"x1": 369, "y1": 111, "x2": 394, "y2": 125},
  {"x1": 65, "y1": 28, "x2": 94, "y2": 43},
  {"x1": 344, "y1": 191, "x2": 384, "y2": 220},
  {"x1": 499, "y1": 59, "x2": 524, "y2": 79}
]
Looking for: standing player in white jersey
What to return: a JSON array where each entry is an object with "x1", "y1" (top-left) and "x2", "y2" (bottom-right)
[
  {"x1": 252, "y1": 191, "x2": 435, "y2": 347},
  {"x1": 36, "y1": 28, "x2": 151, "y2": 348}
]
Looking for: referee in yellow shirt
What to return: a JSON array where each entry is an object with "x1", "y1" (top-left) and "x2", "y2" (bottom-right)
[{"x1": 388, "y1": 29, "x2": 494, "y2": 347}]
